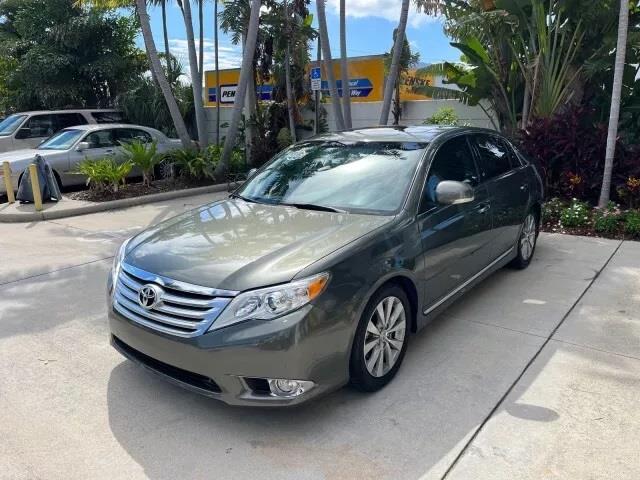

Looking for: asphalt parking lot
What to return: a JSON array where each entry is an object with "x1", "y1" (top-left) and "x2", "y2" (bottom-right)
[{"x1": 1, "y1": 192, "x2": 639, "y2": 480}]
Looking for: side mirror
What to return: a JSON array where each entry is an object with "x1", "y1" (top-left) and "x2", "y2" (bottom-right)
[
  {"x1": 76, "y1": 141, "x2": 90, "y2": 152},
  {"x1": 247, "y1": 168, "x2": 258, "y2": 179},
  {"x1": 15, "y1": 128, "x2": 31, "y2": 140},
  {"x1": 435, "y1": 180, "x2": 475, "y2": 205}
]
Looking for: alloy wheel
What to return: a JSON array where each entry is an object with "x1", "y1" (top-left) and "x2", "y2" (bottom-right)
[
  {"x1": 363, "y1": 296, "x2": 407, "y2": 378},
  {"x1": 520, "y1": 214, "x2": 537, "y2": 261}
]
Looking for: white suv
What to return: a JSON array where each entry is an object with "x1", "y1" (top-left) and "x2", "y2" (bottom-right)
[{"x1": 0, "y1": 109, "x2": 125, "y2": 153}]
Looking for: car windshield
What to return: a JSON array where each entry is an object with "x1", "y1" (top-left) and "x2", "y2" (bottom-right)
[
  {"x1": 238, "y1": 141, "x2": 427, "y2": 215},
  {"x1": 38, "y1": 129, "x2": 84, "y2": 150},
  {"x1": 0, "y1": 114, "x2": 27, "y2": 136}
]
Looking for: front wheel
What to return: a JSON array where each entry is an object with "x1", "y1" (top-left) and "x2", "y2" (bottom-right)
[
  {"x1": 350, "y1": 285, "x2": 410, "y2": 392},
  {"x1": 510, "y1": 211, "x2": 538, "y2": 269}
]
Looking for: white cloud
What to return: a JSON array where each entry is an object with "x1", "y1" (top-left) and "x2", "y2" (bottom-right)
[
  {"x1": 167, "y1": 38, "x2": 243, "y2": 77},
  {"x1": 325, "y1": 0, "x2": 440, "y2": 28}
]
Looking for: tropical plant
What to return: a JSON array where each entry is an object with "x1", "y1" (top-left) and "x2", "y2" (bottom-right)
[
  {"x1": 169, "y1": 148, "x2": 216, "y2": 180},
  {"x1": 599, "y1": 0, "x2": 630, "y2": 207},
  {"x1": 384, "y1": 31, "x2": 420, "y2": 125},
  {"x1": 625, "y1": 209, "x2": 640, "y2": 236},
  {"x1": 120, "y1": 140, "x2": 162, "y2": 186},
  {"x1": 339, "y1": 0, "x2": 352, "y2": 129},
  {"x1": 560, "y1": 199, "x2": 592, "y2": 228},
  {"x1": 76, "y1": 158, "x2": 133, "y2": 193},
  {"x1": 593, "y1": 203, "x2": 623, "y2": 234},
  {"x1": 424, "y1": 107, "x2": 459, "y2": 125},
  {"x1": 380, "y1": 0, "x2": 410, "y2": 125}
]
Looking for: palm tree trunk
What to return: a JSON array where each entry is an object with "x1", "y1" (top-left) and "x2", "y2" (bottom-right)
[
  {"x1": 214, "y1": 0, "x2": 221, "y2": 144},
  {"x1": 380, "y1": 0, "x2": 410, "y2": 125},
  {"x1": 242, "y1": 31, "x2": 258, "y2": 166},
  {"x1": 136, "y1": 0, "x2": 192, "y2": 149},
  {"x1": 198, "y1": 0, "x2": 204, "y2": 79},
  {"x1": 216, "y1": 0, "x2": 261, "y2": 178},
  {"x1": 339, "y1": 0, "x2": 352, "y2": 129},
  {"x1": 161, "y1": 0, "x2": 170, "y2": 60},
  {"x1": 598, "y1": 0, "x2": 629, "y2": 208},
  {"x1": 316, "y1": 0, "x2": 345, "y2": 131},
  {"x1": 284, "y1": 0, "x2": 297, "y2": 142},
  {"x1": 181, "y1": 0, "x2": 208, "y2": 148}
]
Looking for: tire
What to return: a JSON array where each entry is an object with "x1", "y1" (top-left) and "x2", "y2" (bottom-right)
[
  {"x1": 510, "y1": 210, "x2": 539, "y2": 270},
  {"x1": 350, "y1": 284, "x2": 410, "y2": 392}
]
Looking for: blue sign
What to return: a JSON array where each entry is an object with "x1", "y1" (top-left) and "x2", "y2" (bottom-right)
[
  {"x1": 321, "y1": 78, "x2": 373, "y2": 98},
  {"x1": 311, "y1": 67, "x2": 321, "y2": 80}
]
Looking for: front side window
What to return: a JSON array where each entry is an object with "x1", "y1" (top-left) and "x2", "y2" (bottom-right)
[
  {"x1": 422, "y1": 135, "x2": 478, "y2": 211},
  {"x1": 23, "y1": 115, "x2": 56, "y2": 139},
  {"x1": 238, "y1": 141, "x2": 427, "y2": 214},
  {"x1": 38, "y1": 129, "x2": 84, "y2": 150},
  {"x1": 84, "y1": 130, "x2": 115, "y2": 149},
  {"x1": 0, "y1": 114, "x2": 27, "y2": 136},
  {"x1": 473, "y1": 134, "x2": 512, "y2": 180}
]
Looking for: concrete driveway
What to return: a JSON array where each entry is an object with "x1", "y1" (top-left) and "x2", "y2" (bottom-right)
[{"x1": 1, "y1": 193, "x2": 638, "y2": 480}]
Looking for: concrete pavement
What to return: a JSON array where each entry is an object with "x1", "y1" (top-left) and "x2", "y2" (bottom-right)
[{"x1": 0, "y1": 192, "x2": 638, "y2": 480}]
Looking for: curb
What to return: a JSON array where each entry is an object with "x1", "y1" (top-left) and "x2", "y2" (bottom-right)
[{"x1": 0, "y1": 183, "x2": 231, "y2": 223}]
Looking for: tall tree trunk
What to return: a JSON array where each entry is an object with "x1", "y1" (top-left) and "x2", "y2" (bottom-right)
[
  {"x1": 598, "y1": 0, "x2": 629, "y2": 208},
  {"x1": 242, "y1": 31, "x2": 258, "y2": 166},
  {"x1": 161, "y1": 0, "x2": 170, "y2": 60},
  {"x1": 339, "y1": 0, "x2": 352, "y2": 129},
  {"x1": 380, "y1": 0, "x2": 409, "y2": 125},
  {"x1": 316, "y1": 0, "x2": 345, "y2": 131},
  {"x1": 216, "y1": 0, "x2": 261, "y2": 177},
  {"x1": 198, "y1": 0, "x2": 204, "y2": 79},
  {"x1": 214, "y1": 0, "x2": 221, "y2": 144},
  {"x1": 136, "y1": 0, "x2": 191, "y2": 149},
  {"x1": 392, "y1": 77, "x2": 401, "y2": 125},
  {"x1": 181, "y1": 0, "x2": 208, "y2": 148},
  {"x1": 284, "y1": 0, "x2": 297, "y2": 142}
]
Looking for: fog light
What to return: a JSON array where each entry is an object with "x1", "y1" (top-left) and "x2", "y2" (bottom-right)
[{"x1": 267, "y1": 378, "x2": 315, "y2": 398}]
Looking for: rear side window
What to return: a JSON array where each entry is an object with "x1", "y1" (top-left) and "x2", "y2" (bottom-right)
[
  {"x1": 115, "y1": 128, "x2": 152, "y2": 144},
  {"x1": 54, "y1": 113, "x2": 88, "y2": 130},
  {"x1": 473, "y1": 134, "x2": 513, "y2": 180},
  {"x1": 91, "y1": 111, "x2": 125, "y2": 123},
  {"x1": 84, "y1": 130, "x2": 116, "y2": 149}
]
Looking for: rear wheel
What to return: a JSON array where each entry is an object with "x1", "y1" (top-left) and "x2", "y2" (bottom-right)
[
  {"x1": 510, "y1": 211, "x2": 538, "y2": 269},
  {"x1": 350, "y1": 285, "x2": 410, "y2": 392}
]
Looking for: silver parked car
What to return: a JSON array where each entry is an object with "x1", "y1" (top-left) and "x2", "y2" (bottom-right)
[
  {"x1": 0, "y1": 124, "x2": 181, "y2": 194},
  {"x1": 108, "y1": 126, "x2": 544, "y2": 407}
]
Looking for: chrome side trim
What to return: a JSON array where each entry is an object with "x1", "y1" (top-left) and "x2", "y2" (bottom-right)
[
  {"x1": 423, "y1": 247, "x2": 514, "y2": 315},
  {"x1": 121, "y1": 262, "x2": 239, "y2": 298}
]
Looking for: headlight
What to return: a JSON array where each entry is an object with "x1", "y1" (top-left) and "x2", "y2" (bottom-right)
[
  {"x1": 209, "y1": 272, "x2": 330, "y2": 332},
  {"x1": 110, "y1": 238, "x2": 131, "y2": 293}
]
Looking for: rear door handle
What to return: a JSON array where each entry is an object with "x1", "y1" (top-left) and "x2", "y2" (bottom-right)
[
  {"x1": 476, "y1": 203, "x2": 491, "y2": 214},
  {"x1": 520, "y1": 183, "x2": 529, "y2": 191}
]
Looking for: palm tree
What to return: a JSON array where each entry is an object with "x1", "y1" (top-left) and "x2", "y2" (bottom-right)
[
  {"x1": 379, "y1": 0, "x2": 410, "y2": 125},
  {"x1": 198, "y1": 0, "x2": 205, "y2": 80},
  {"x1": 214, "y1": 0, "x2": 221, "y2": 144},
  {"x1": 599, "y1": 0, "x2": 630, "y2": 208},
  {"x1": 339, "y1": 0, "x2": 352, "y2": 129},
  {"x1": 215, "y1": 0, "x2": 261, "y2": 177},
  {"x1": 284, "y1": 0, "x2": 297, "y2": 142},
  {"x1": 181, "y1": 0, "x2": 209, "y2": 147},
  {"x1": 160, "y1": 0, "x2": 170, "y2": 59},
  {"x1": 316, "y1": 0, "x2": 345, "y2": 131}
]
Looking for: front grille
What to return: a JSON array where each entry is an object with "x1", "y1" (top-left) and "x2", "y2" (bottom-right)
[
  {"x1": 113, "y1": 263, "x2": 238, "y2": 338},
  {"x1": 112, "y1": 335, "x2": 221, "y2": 394}
]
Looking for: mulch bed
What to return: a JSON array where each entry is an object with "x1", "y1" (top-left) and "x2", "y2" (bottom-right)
[{"x1": 66, "y1": 177, "x2": 219, "y2": 202}]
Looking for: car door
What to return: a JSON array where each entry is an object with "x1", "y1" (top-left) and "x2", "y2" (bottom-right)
[
  {"x1": 471, "y1": 134, "x2": 530, "y2": 259},
  {"x1": 71, "y1": 129, "x2": 117, "y2": 171},
  {"x1": 417, "y1": 134, "x2": 494, "y2": 309},
  {"x1": 13, "y1": 114, "x2": 56, "y2": 149}
]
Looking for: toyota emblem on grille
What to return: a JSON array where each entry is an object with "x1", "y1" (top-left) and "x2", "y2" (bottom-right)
[{"x1": 138, "y1": 284, "x2": 163, "y2": 310}]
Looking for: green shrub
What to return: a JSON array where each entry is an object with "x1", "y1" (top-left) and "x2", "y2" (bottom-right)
[
  {"x1": 120, "y1": 140, "x2": 161, "y2": 186},
  {"x1": 624, "y1": 210, "x2": 640, "y2": 237},
  {"x1": 559, "y1": 199, "x2": 592, "y2": 228},
  {"x1": 76, "y1": 158, "x2": 132, "y2": 193},
  {"x1": 593, "y1": 203, "x2": 623, "y2": 235},
  {"x1": 168, "y1": 148, "x2": 214, "y2": 180},
  {"x1": 423, "y1": 107, "x2": 459, "y2": 126},
  {"x1": 542, "y1": 198, "x2": 566, "y2": 223},
  {"x1": 277, "y1": 127, "x2": 293, "y2": 149}
]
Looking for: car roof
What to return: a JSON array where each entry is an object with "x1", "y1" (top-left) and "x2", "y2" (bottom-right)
[
  {"x1": 311, "y1": 125, "x2": 499, "y2": 144},
  {"x1": 7, "y1": 109, "x2": 120, "y2": 116},
  {"x1": 62, "y1": 123, "x2": 155, "y2": 132}
]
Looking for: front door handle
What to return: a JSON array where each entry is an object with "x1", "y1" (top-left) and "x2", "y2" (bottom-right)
[
  {"x1": 475, "y1": 203, "x2": 491, "y2": 214},
  {"x1": 520, "y1": 183, "x2": 529, "y2": 191}
]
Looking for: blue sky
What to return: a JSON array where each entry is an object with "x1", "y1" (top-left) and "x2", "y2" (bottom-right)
[{"x1": 142, "y1": 1, "x2": 460, "y2": 74}]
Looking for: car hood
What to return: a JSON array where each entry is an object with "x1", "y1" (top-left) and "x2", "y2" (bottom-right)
[
  {"x1": 125, "y1": 198, "x2": 393, "y2": 292},
  {"x1": 0, "y1": 148, "x2": 46, "y2": 160}
]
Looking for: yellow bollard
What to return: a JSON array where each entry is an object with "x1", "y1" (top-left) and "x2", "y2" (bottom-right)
[
  {"x1": 28, "y1": 164, "x2": 43, "y2": 212},
  {"x1": 2, "y1": 162, "x2": 15, "y2": 204}
]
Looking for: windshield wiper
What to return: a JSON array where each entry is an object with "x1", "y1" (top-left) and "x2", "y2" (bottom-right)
[
  {"x1": 281, "y1": 202, "x2": 347, "y2": 213},
  {"x1": 229, "y1": 193, "x2": 260, "y2": 204}
]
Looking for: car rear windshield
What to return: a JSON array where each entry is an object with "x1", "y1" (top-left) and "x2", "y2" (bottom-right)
[
  {"x1": 38, "y1": 129, "x2": 84, "y2": 150},
  {"x1": 238, "y1": 141, "x2": 427, "y2": 215},
  {"x1": 0, "y1": 114, "x2": 27, "y2": 136}
]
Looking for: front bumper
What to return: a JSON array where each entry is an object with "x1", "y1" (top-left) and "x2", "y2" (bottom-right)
[{"x1": 108, "y1": 300, "x2": 353, "y2": 406}]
